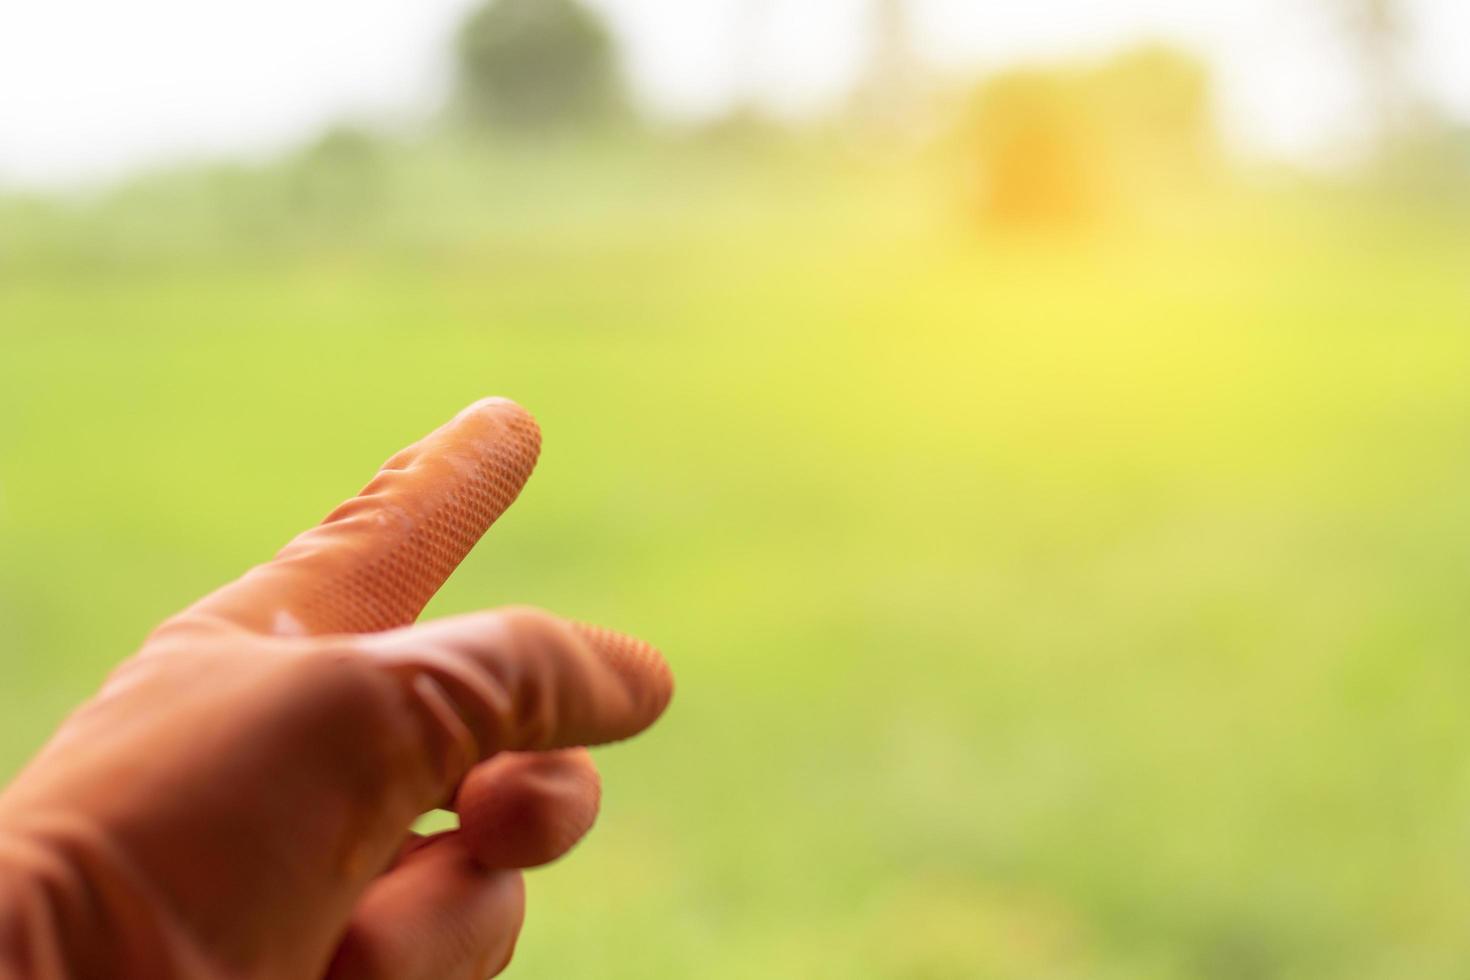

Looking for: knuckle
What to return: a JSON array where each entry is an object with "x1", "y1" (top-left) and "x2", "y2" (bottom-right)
[
  {"x1": 300, "y1": 645, "x2": 399, "y2": 712},
  {"x1": 293, "y1": 645, "x2": 414, "y2": 760},
  {"x1": 494, "y1": 607, "x2": 586, "y2": 669},
  {"x1": 309, "y1": 641, "x2": 488, "y2": 802}
]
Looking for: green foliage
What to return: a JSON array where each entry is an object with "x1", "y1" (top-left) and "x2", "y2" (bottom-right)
[
  {"x1": 453, "y1": 0, "x2": 625, "y2": 132},
  {"x1": 285, "y1": 125, "x2": 389, "y2": 228}
]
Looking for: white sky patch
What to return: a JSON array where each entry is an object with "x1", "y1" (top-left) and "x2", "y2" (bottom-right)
[{"x1": 0, "y1": 0, "x2": 1466, "y2": 188}]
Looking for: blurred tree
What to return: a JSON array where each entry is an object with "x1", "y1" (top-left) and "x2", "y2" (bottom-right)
[
  {"x1": 286, "y1": 125, "x2": 388, "y2": 231},
  {"x1": 853, "y1": 0, "x2": 927, "y2": 140},
  {"x1": 453, "y1": 0, "x2": 625, "y2": 132},
  {"x1": 968, "y1": 69, "x2": 1096, "y2": 228},
  {"x1": 1336, "y1": 0, "x2": 1413, "y2": 153},
  {"x1": 965, "y1": 45, "x2": 1217, "y2": 229},
  {"x1": 1331, "y1": 1, "x2": 1469, "y2": 198},
  {"x1": 730, "y1": 0, "x2": 775, "y2": 111},
  {"x1": 688, "y1": 3, "x2": 793, "y2": 155},
  {"x1": 1091, "y1": 45, "x2": 1214, "y2": 186}
]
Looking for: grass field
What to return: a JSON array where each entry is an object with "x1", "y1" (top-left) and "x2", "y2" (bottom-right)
[{"x1": 4, "y1": 163, "x2": 1470, "y2": 977}]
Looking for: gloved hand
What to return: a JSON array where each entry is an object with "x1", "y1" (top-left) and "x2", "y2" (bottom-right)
[{"x1": 0, "y1": 398, "x2": 673, "y2": 979}]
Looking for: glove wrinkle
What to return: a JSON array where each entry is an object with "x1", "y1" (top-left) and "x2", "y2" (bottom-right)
[{"x1": 0, "y1": 818, "x2": 217, "y2": 980}]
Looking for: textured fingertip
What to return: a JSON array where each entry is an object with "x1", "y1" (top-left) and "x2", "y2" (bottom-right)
[
  {"x1": 572, "y1": 622, "x2": 675, "y2": 732},
  {"x1": 457, "y1": 750, "x2": 602, "y2": 870},
  {"x1": 458, "y1": 397, "x2": 542, "y2": 461},
  {"x1": 291, "y1": 400, "x2": 543, "y2": 634},
  {"x1": 163, "y1": 398, "x2": 547, "y2": 638},
  {"x1": 444, "y1": 397, "x2": 542, "y2": 507}
]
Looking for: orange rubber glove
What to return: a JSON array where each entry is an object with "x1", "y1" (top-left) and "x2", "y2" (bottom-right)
[{"x1": 0, "y1": 398, "x2": 673, "y2": 979}]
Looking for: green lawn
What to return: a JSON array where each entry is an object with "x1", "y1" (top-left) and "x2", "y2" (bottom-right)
[{"x1": 3, "y1": 172, "x2": 1470, "y2": 977}]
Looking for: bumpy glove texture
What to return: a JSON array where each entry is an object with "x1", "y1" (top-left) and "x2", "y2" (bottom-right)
[{"x1": 0, "y1": 399, "x2": 674, "y2": 980}]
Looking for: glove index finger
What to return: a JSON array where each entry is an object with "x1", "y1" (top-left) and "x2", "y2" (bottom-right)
[{"x1": 173, "y1": 398, "x2": 541, "y2": 637}]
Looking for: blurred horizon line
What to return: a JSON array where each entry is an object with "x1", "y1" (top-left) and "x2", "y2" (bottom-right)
[{"x1": 2, "y1": 0, "x2": 1470, "y2": 193}]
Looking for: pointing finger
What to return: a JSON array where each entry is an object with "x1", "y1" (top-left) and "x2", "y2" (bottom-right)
[{"x1": 169, "y1": 398, "x2": 540, "y2": 636}]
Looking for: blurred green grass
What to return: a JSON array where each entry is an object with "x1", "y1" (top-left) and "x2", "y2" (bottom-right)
[{"x1": 4, "y1": 169, "x2": 1470, "y2": 978}]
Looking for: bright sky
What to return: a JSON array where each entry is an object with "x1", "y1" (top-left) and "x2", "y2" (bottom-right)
[{"x1": 0, "y1": 0, "x2": 1466, "y2": 188}]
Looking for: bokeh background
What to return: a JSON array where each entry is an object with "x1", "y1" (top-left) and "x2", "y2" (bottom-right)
[{"x1": 5, "y1": 1, "x2": 1470, "y2": 976}]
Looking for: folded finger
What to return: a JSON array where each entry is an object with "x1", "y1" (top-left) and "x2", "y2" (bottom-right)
[
  {"x1": 454, "y1": 748, "x2": 601, "y2": 870},
  {"x1": 325, "y1": 833, "x2": 524, "y2": 980}
]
